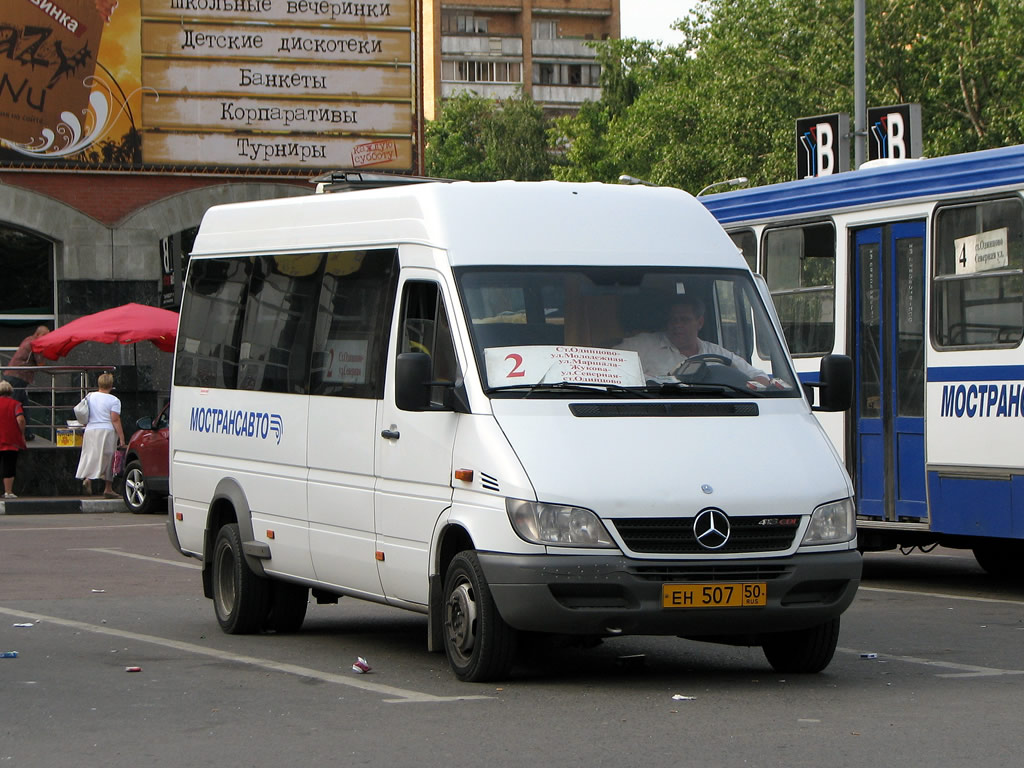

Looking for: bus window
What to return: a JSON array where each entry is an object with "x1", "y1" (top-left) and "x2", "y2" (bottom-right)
[
  {"x1": 763, "y1": 222, "x2": 835, "y2": 356},
  {"x1": 310, "y1": 249, "x2": 398, "y2": 399},
  {"x1": 238, "y1": 255, "x2": 321, "y2": 394},
  {"x1": 174, "y1": 257, "x2": 251, "y2": 389},
  {"x1": 729, "y1": 230, "x2": 757, "y2": 272},
  {"x1": 933, "y1": 198, "x2": 1024, "y2": 348},
  {"x1": 399, "y1": 281, "x2": 458, "y2": 407}
]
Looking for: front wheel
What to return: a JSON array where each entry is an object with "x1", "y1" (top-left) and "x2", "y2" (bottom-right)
[
  {"x1": 442, "y1": 551, "x2": 517, "y2": 682},
  {"x1": 762, "y1": 618, "x2": 840, "y2": 673},
  {"x1": 122, "y1": 460, "x2": 154, "y2": 514},
  {"x1": 212, "y1": 523, "x2": 269, "y2": 634}
]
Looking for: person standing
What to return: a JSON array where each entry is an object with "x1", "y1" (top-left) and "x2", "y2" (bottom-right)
[
  {"x1": 75, "y1": 372, "x2": 126, "y2": 498},
  {"x1": 0, "y1": 379, "x2": 27, "y2": 499},
  {"x1": 3, "y1": 325, "x2": 50, "y2": 440}
]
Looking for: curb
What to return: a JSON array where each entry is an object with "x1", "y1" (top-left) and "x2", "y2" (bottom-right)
[{"x1": 0, "y1": 497, "x2": 127, "y2": 515}]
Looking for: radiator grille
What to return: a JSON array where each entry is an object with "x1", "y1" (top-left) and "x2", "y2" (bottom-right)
[{"x1": 611, "y1": 516, "x2": 800, "y2": 554}]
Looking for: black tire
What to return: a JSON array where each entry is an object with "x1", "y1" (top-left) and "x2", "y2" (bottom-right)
[
  {"x1": 442, "y1": 551, "x2": 517, "y2": 682},
  {"x1": 212, "y1": 523, "x2": 269, "y2": 634},
  {"x1": 762, "y1": 618, "x2": 840, "y2": 673},
  {"x1": 264, "y1": 581, "x2": 309, "y2": 633},
  {"x1": 122, "y1": 460, "x2": 154, "y2": 514},
  {"x1": 973, "y1": 543, "x2": 1024, "y2": 581}
]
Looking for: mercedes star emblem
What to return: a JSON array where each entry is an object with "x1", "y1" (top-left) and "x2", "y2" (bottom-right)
[{"x1": 693, "y1": 508, "x2": 730, "y2": 550}]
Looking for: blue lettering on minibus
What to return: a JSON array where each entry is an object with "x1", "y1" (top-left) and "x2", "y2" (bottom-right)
[{"x1": 188, "y1": 406, "x2": 283, "y2": 443}]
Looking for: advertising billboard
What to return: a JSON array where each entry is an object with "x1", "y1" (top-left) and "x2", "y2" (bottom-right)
[{"x1": 1, "y1": 0, "x2": 416, "y2": 173}]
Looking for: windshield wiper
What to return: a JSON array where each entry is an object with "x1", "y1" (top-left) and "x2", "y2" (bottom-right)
[
  {"x1": 647, "y1": 381, "x2": 758, "y2": 397},
  {"x1": 484, "y1": 381, "x2": 657, "y2": 399}
]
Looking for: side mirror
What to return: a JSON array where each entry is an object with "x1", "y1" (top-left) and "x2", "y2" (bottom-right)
[
  {"x1": 814, "y1": 354, "x2": 853, "y2": 412},
  {"x1": 395, "y1": 352, "x2": 432, "y2": 411},
  {"x1": 136, "y1": 416, "x2": 155, "y2": 430}
]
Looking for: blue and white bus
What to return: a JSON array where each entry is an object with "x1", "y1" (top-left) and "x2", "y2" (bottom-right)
[{"x1": 702, "y1": 144, "x2": 1024, "y2": 577}]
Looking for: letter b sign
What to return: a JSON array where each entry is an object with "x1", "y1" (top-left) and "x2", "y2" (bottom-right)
[{"x1": 796, "y1": 113, "x2": 850, "y2": 179}]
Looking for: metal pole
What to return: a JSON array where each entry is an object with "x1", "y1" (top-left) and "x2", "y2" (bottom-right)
[{"x1": 854, "y1": 0, "x2": 866, "y2": 169}]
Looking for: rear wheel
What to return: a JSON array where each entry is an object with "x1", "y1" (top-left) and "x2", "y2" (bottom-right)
[
  {"x1": 973, "y1": 542, "x2": 1024, "y2": 581},
  {"x1": 212, "y1": 523, "x2": 268, "y2": 634},
  {"x1": 122, "y1": 460, "x2": 154, "y2": 514},
  {"x1": 264, "y1": 581, "x2": 309, "y2": 633},
  {"x1": 443, "y1": 551, "x2": 517, "y2": 682},
  {"x1": 762, "y1": 618, "x2": 840, "y2": 673}
]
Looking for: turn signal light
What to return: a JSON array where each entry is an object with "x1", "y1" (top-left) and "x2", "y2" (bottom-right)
[
  {"x1": 266, "y1": 530, "x2": 275, "y2": 540},
  {"x1": 454, "y1": 469, "x2": 474, "y2": 482}
]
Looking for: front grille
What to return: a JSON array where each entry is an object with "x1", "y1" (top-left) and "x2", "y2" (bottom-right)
[
  {"x1": 629, "y1": 563, "x2": 792, "y2": 582},
  {"x1": 611, "y1": 516, "x2": 800, "y2": 554}
]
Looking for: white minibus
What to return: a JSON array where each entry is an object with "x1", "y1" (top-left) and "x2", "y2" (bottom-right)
[{"x1": 167, "y1": 179, "x2": 860, "y2": 681}]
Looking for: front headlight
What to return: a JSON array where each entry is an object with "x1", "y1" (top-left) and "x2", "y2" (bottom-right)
[
  {"x1": 506, "y1": 499, "x2": 615, "y2": 548},
  {"x1": 801, "y1": 498, "x2": 856, "y2": 546}
]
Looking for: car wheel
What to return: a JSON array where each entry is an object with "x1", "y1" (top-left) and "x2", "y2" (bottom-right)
[
  {"x1": 442, "y1": 551, "x2": 517, "y2": 682},
  {"x1": 212, "y1": 523, "x2": 268, "y2": 634},
  {"x1": 264, "y1": 581, "x2": 309, "y2": 633},
  {"x1": 972, "y1": 543, "x2": 1024, "y2": 581},
  {"x1": 762, "y1": 618, "x2": 840, "y2": 673},
  {"x1": 122, "y1": 460, "x2": 153, "y2": 514}
]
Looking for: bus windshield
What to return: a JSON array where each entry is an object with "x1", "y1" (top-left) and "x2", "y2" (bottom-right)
[{"x1": 455, "y1": 266, "x2": 799, "y2": 397}]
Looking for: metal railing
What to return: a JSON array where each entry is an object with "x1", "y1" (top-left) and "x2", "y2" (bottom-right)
[{"x1": 4, "y1": 365, "x2": 116, "y2": 446}]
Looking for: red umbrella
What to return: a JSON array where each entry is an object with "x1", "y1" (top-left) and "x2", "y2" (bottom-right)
[{"x1": 32, "y1": 303, "x2": 179, "y2": 360}]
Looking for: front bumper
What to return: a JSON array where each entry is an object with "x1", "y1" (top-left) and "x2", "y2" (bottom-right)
[{"x1": 478, "y1": 549, "x2": 861, "y2": 637}]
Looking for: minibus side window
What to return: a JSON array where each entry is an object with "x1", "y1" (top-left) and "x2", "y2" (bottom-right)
[
  {"x1": 238, "y1": 254, "x2": 321, "y2": 394},
  {"x1": 310, "y1": 249, "x2": 398, "y2": 398},
  {"x1": 400, "y1": 281, "x2": 458, "y2": 406},
  {"x1": 729, "y1": 229, "x2": 757, "y2": 272},
  {"x1": 174, "y1": 257, "x2": 251, "y2": 389},
  {"x1": 763, "y1": 222, "x2": 836, "y2": 356},
  {"x1": 933, "y1": 197, "x2": 1024, "y2": 348}
]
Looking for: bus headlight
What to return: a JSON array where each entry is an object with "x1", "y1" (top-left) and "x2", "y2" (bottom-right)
[
  {"x1": 506, "y1": 499, "x2": 615, "y2": 548},
  {"x1": 801, "y1": 498, "x2": 856, "y2": 546}
]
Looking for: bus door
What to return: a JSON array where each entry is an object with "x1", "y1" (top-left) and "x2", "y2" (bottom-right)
[{"x1": 852, "y1": 221, "x2": 928, "y2": 522}]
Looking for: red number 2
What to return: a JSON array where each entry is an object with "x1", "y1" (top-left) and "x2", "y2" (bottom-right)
[{"x1": 505, "y1": 353, "x2": 525, "y2": 378}]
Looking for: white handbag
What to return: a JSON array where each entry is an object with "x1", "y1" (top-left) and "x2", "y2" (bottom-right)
[{"x1": 73, "y1": 394, "x2": 90, "y2": 425}]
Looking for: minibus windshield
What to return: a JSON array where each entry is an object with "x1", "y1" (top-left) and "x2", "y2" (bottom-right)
[{"x1": 456, "y1": 266, "x2": 800, "y2": 398}]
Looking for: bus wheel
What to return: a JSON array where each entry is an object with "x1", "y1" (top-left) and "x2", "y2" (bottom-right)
[
  {"x1": 972, "y1": 543, "x2": 1023, "y2": 581},
  {"x1": 264, "y1": 581, "x2": 309, "y2": 633},
  {"x1": 212, "y1": 523, "x2": 268, "y2": 634},
  {"x1": 442, "y1": 551, "x2": 516, "y2": 682},
  {"x1": 762, "y1": 618, "x2": 840, "y2": 673}
]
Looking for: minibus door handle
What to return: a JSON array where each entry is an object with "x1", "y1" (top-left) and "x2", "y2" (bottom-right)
[{"x1": 380, "y1": 427, "x2": 400, "y2": 440}]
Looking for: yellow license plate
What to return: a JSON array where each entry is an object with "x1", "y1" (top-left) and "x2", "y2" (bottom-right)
[{"x1": 662, "y1": 582, "x2": 767, "y2": 608}]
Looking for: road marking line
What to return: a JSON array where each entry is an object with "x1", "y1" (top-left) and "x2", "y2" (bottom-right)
[
  {"x1": 71, "y1": 547, "x2": 201, "y2": 570},
  {"x1": 837, "y1": 647, "x2": 1024, "y2": 678},
  {"x1": 0, "y1": 524, "x2": 164, "y2": 532},
  {"x1": 859, "y1": 585, "x2": 1024, "y2": 606},
  {"x1": 0, "y1": 605, "x2": 490, "y2": 704}
]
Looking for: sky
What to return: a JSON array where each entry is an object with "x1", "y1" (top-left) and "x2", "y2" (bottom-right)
[{"x1": 619, "y1": 1, "x2": 701, "y2": 46}]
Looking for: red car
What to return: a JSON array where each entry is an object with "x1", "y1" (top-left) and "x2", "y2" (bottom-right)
[{"x1": 121, "y1": 403, "x2": 169, "y2": 514}]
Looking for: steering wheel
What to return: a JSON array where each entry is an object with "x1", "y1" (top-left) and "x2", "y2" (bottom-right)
[{"x1": 671, "y1": 353, "x2": 733, "y2": 380}]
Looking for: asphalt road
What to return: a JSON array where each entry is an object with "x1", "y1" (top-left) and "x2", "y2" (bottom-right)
[{"x1": 1, "y1": 514, "x2": 1022, "y2": 768}]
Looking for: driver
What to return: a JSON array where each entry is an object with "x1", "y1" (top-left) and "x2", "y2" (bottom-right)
[{"x1": 617, "y1": 296, "x2": 770, "y2": 385}]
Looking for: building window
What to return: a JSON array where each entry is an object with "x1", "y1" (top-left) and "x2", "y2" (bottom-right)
[
  {"x1": 442, "y1": 60, "x2": 521, "y2": 83},
  {"x1": 532, "y1": 20, "x2": 557, "y2": 39},
  {"x1": 933, "y1": 197, "x2": 1024, "y2": 347},
  {"x1": 442, "y1": 12, "x2": 488, "y2": 34},
  {"x1": 533, "y1": 63, "x2": 601, "y2": 86},
  {"x1": 763, "y1": 222, "x2": 836, "y2": 356},
  {"x1": 0, "y1": 225, "x2": 55, "y2": 352}
]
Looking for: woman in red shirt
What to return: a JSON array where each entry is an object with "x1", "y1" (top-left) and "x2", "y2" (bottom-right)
[{"x1": 0, "y1": 379, "x2": 27, "y2": 498}]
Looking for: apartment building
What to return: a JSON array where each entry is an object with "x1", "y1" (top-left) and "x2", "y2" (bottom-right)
[{"x1": 422, "y1": 0, "x2": 621, "y2": 119}]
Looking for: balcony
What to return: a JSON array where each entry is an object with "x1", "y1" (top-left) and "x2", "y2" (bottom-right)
[
  {"x1": 442, "y1": 35, "x2": 523, "y2": 56},
  {"x1": 441, "y1": 82, "x2": 523, "y2": 101},
  {"x1": 531, "y1": 84, "x2": 602, "y2": 105},
  {"x1": 532, "y1": 39, "x2": 598, "y2": 58}
]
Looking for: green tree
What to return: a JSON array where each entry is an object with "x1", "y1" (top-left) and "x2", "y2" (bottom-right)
[
  {"x1": 425, "y1": 91, "x2": 552, "y2": 181},
  {"x1": 554, "y1": 0, "x2": 1024, "y2": 192}
]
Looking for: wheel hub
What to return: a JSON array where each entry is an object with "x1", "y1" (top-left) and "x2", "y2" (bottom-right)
[{"x1": 445, "y1": 581, "x2": 477, "y2": 657}]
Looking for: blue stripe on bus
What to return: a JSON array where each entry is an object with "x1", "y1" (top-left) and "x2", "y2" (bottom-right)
[
  {"x1": 702, "y1": 144, "x2": 1024, "y2": 224},
  {"x1": 926, "y1": 365, "x2": 1024, "y2": 382}
]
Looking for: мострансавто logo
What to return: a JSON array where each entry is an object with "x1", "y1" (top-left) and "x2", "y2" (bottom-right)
[{"x1": 189, "y1": 407, "x2": 284, "y2": 444}]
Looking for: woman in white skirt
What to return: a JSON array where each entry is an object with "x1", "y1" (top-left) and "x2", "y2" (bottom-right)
[{"x1": 76, "y1": 372, "x2": 126, "y2": 498}]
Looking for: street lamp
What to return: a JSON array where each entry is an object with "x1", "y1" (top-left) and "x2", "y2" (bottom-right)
[
  {"x1": 617, "y1": 174, "x2": 657, "y2": 186},
  {"x1": 696, "y1": 177, "x2": 749, "y2": 196}
]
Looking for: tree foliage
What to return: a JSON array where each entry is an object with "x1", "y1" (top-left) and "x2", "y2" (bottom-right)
[
  {"x1": 424, "y1": 91, "x2": 551, "y2": 180},
  {"x1": 429, "y1": 1, "x2": 1024, "y2": 191}
]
